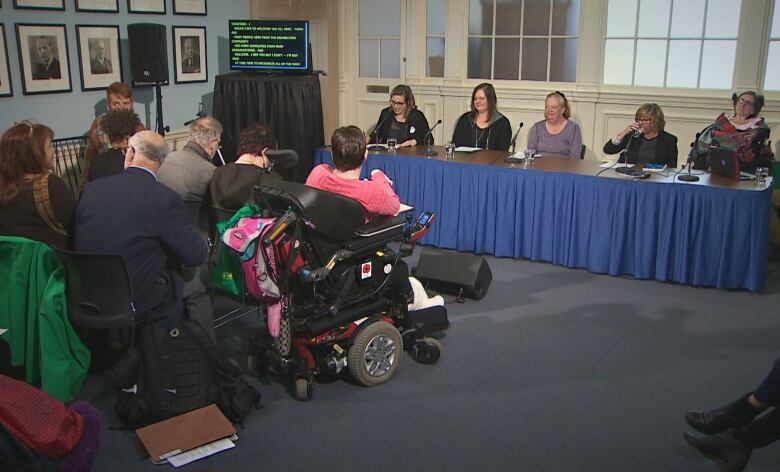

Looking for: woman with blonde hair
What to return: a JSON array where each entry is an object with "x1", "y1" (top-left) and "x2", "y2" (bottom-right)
[
  {"x1": 527, "y1": 91, "x2": 583, "y2": 159},
  {"x1": 603, "y1": 103, "x2": 678, "y2": 168},
  {"x1": 370, "y1": 84, "x2": 430, "y2": 148}
]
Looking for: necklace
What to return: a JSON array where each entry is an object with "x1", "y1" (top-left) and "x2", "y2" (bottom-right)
[{"x1": 475, "y1": 126, "x2": 487, "y2": 147}]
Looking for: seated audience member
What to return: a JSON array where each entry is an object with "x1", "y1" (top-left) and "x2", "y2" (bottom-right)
[
  {"x1": 79, "y1": 82, "x2": 144, "y2": 191},
  {"x1": 693, "y1": 91, "x2": 770, "y2": 174},
  {"x1": 75, "y1": 130, "x2": 207, "y2": 330},
  {"x1": 210, "y1": 123, "x2": 297, "y2": 210},
  {"x1": 451, "y1": 83, "x2": 512, "y2": 151},
  {"x1": 306, "y1": 125, "x2": 400, "y2": 220},
  {"x1": 603, "y1": 103, "x2": 678, "y2": 169},
  {"x1": 684, "y1": 354, "x2": 780, "y2": 471},
  {"x1": 0, "y1": 121, "x2": 74, "y2": 250},
  {"x1": 370, "y1": 84, "x2": 430, "y2": 147},
  {"x1": 87, "y1": 109, "x2": 142, "y2": 183},
  {"x1": 527, "y1": 91, "x2": 583, "y2": 159}
]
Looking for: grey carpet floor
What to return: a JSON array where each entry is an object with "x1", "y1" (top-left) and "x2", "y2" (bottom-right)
[{"x1": 77, "y1": 248, "x2": 780, "y2": 471}]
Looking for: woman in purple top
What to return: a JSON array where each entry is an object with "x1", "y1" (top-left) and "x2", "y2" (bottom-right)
[{"x1": 527, "y1": 91, "x2": 583, "y2": 159}]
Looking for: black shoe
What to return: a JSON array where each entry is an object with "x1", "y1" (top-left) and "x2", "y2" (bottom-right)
[
  {"x1": 683, "y1": 431, "x2": 752, "y2": 472},
  {"x1": 685, "y1": 394, "x2": 763, "y2": 435}
]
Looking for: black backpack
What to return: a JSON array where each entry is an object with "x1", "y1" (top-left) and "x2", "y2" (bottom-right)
[{"x1": 110, "y1": 319, "x2": 261, "y2": 428}]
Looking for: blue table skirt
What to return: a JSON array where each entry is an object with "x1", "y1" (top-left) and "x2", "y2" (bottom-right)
[{"x1": 313, "y1": 148, "x2": 771, "y2": 291}]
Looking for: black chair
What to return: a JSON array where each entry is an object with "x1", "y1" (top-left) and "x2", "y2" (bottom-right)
[{"x1": 55, "y1": 250, "x2": 137, "y2": 330}]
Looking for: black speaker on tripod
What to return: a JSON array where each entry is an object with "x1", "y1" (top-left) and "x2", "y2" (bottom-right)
[
  {"x1": 413, "y1": 249, "x2": 493, "y2": 300},
  {"x1": 127, "y1": 23, "x2": 168, "y2": 83}
]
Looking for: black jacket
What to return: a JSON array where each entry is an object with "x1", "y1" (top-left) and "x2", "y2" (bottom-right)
[
  {"x1": 603, "y1": 131, "x2": 679, "y2": 168},
  {"x1": 451, "y1": 111, "x2": 512, "y2": 151},
  {"x1": 371, "y1": 107, "x2": 430, "y2": 145}
]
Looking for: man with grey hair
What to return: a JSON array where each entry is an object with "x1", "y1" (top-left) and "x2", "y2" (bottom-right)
[
  {"x1": 158, "y1": 116, "x2": 223, "y2": 339},
  {"x1": 75, "y1": 130, "x2": 207, "y2": 330}
]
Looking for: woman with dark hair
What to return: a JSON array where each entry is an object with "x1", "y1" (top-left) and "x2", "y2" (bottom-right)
[
  {"x1": 603, "y1": 103, "x2": 678, "y2": 169},
  {"x1": 370, "y1": 84, "x2": 430, "y2": 147},
  {"x1": 0, "y1": 121, "x2": 74, "y2": 249},
  {"x1": 693, "y1": 91, "x2": 770, "y2": 173},
  {"x1": 86, "y1": 109, "x2": 142, "y2": 183},
  {"x1": 451, "y1": 83, "x2": 512, "y2": 151},
  {"x1": 527, "y1": 91, "x2": 583, "y2": 159}
]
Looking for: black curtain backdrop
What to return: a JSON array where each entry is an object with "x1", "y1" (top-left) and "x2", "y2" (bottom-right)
[{"x1": 212, "y1": 72, "x2": 325, "y2": 182}]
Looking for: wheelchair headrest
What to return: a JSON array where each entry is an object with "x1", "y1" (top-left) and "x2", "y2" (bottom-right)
[{"x1": 257, "y1": 180, "x2": 366, "y2": 241}]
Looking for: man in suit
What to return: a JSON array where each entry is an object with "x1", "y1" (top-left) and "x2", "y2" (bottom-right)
[
  {"x1": 89, "y1": 40, "x2": 112, "y2": 74},
  {"x1": 181, "y1": 37, "x2": 200, "y2": 74},
  {"x1": 74, "y1": 130, "x2": 207, "y2": 330},
  {"x1": 32, "y1": 36, "x2": 61, "y2": 80}
]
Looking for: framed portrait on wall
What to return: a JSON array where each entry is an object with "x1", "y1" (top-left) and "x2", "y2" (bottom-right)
[
  {"x1": 127, "y1": 0, "x2": 164, "y2": 14},
  {"x1": 15, "y1": 23, "x2": 72, "y2": 95},
  {"x1": 0, "y1": 25, "x2": 13, "y2": 97},
  {"x1": 173, "y1": 0, "x2": 206, "y2": 15},
  {"x1": 172, "y1": 26, "x2": 207, "y2": 84},
  {"x1": 13, "y1": 0, "x2": 64, "y2": 10},
  {"x1": 75, "y1": 0, "x2": 119, "y2": 13},
  {"x1": 76, "y1": 25, "x2": 122, "y2": 91}
]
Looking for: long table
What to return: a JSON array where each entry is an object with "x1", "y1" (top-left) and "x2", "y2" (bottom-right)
[{"x1": 313, "y1": 146, "x2": 773, "y2": 291}]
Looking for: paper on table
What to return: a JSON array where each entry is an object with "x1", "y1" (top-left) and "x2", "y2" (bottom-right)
[
  {"x1": 167, "y1": 437, "x2": 236, "y2": 467},
  {"x1": 454, "y1": 146, "x2": 481, "y2": 153},
  {"x1": 599, "y1": 160, "x2": 618, "y2": 168},
  {"x1": 399, "y1": 203, "x2": 413, "y2": 213}
]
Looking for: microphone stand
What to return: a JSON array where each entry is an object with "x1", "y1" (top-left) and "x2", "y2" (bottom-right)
[
  {"x1": 420, "y1": 119, "x2": 442, "y2": 157},
  {"x1": 510, "y1": 122, "x2": 524, "y2": 154},
  {"x1": 678, "y1": 132, "x2": 701, "y2": 182},
  {"x1": 369, "y1": 110, "x2": 391, "y2": 145},
  {"x1": 615, "y1": 131, "x2": 639, "y2": 175}
]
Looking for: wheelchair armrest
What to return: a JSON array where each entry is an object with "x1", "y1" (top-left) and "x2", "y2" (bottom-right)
[{"x1": 353, "y1": 216, "x2": 406, "y2": 238}]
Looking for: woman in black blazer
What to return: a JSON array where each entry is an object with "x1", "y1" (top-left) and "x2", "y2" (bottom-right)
[
  {"x1": 603, "y1": 103, "x2": 678, "y2": 169},
  {"x1": 370, "y1": 85, "x2": 430, "y2": 148}
]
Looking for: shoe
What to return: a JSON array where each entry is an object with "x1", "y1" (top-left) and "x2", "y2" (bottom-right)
[
  {"x1": 683, "y1": 431, "x2": 752, "y2": 472},
  {"x1": 685, "y1": 394, "x2": 763, "y2": 435}
]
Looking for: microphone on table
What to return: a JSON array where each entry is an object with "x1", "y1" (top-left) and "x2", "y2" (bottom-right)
[
  {"x1": 369, "y1": 109, "x2": 392, "y2": 145},
  {"x1": 510, "y1": 122, "x2": 524, "y2": 154},
  {"x1": 420, "y1": 119, "x2": 442, "y2": 157}
]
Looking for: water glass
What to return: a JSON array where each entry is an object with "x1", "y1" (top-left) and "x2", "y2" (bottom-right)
[
  {"x1": 756, "y1": 166, "x2": 769, "y2": 187},
  {"x1": 445, "y1": 142, "x2": 455, "y2": 159},
  {"x1": 387, "y1": 138, "x2": 397, "y2": 152},
  {"x1": 524, "y1": 149, "x2": 536, "y2": 162}
]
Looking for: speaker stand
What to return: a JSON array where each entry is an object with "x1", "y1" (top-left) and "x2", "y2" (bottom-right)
[{"x1": 154, "y1": 81, "x2": 169, "y2": 136}]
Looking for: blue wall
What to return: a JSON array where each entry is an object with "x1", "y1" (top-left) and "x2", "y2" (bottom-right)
[{"x1": 0, "y1": 1, "x2": 250, "y2": 137}]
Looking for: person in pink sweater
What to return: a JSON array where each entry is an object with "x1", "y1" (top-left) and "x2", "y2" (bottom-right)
[{"x1": 306, "y1": 125, "x2": 400, "y2": 220}]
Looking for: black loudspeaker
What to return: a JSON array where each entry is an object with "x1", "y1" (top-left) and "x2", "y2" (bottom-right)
[
  {"x1": 127, "y1": 23, "x2": 168, "y2": 82},
  {"x1": 413, "y1": 249, "x2": 492, "y2": 300}
]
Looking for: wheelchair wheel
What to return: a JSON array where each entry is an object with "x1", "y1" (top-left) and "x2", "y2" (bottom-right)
[
  {"x1": 247, "y1": 351, "x2": 269, "y2": 376},
  {"x1": 348, "y1": 321, "x2": 402, "y2": 387},
  {"x1": 410, "y1": 337, "x2": 441, "y2": 365},
  {"x1": 294, "y1": 376, "x2": 313, "y2": 401}
]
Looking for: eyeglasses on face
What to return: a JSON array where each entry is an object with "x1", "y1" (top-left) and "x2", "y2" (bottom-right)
[
  {"x1": 390, "y1": 100, "x2": 406, "y2": 106},
  {"x1": 737, "y1": 98, "x2": 756, "y2": 107}
]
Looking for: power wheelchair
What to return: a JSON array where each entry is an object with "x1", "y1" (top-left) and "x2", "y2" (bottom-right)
[{"x1": 241, "y1": 180, "x2": 449, "y2": 400}]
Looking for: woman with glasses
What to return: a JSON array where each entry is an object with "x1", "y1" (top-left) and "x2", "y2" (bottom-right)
[
  {"x1": 0, "y1": 121, "x2": 73, "y2": 249},
  {"x1": 451, "y1": 83, "x2": 512, "y2": 151},
  {"x1": 370, "y1": 85, "x2": 430, "y2": 148},
  {"x1": 603, "y1": 103, "x2": 678, "y2": 169},
  {"x1": 527, "y1": 91, "x2": 583, "y2": 159},
  {"x1": 86, "y1": 109, "x2": 141, "y2": 183},
  {"x1": 692, "y1": 91, "x2": 769, "y2": 173}
]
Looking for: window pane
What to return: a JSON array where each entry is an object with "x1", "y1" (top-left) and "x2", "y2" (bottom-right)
[
  {"x1": 494, "y1": 38, "x2": 520, "y2": 80},
  {"x1": 359, "y1": 0, "x2": 401, "y2": 37},
  {"x1": 764, "y1": 41, "x2": 780, "y2": 90},
  {"x1": 551, "y1": 0, "x2": 580, "y2": 36},
  {"x1": 469, "y1": 0, "x2": 494, "y2": 35},
  {"x1": 359, "y1": 39, "x2": 378, "y2": 77},
  {"x1": 427, "y1": 0, "x2": 446, "y2": 36},
  {"x1": 670, "y1": 0, "x2": 705, "y2": 38},
  {"x1": 606, "y1": 0, "x2": 637, "y2": 37},
  {"x1": 634, "y1": 39, "x2": 666, "y2": 86},
  {"x1": 637, "y1": 0, "x2": 670, "y2": 38},
  {"x1": 773, "y1": 2, "x2": 780, "y2": 39},
  {"x1": 704, "y1": 0, "x2": 740, "y2": 38},
  {"x1": 550, "y1": 38, "x2": 577, "y2": 82},
  {"x1": 468, "y1": 37, "x2": 493, "y2": 79},
  {"x1": 699, "y1": 39, "x2": 736, "y2": 88},
  {"x1": 380, "y1": 39, "x2": 401, "y2": 78},
  {"x1": 524, "y1": 0, "x2": 551, "y2": 36},
  {"x1": 427, "y1": 37, "x2": 446, "y2": 77},
  {"x1": 521, "y1": 38, "x2": 548, "y2": 80},
  {"x1": 496, "y1": 0, "x2": 522, "y2": 36},
  {"x1": 603, "y1": 39, "x2": 634, "y2": 84},
  {"x1": 666, "y1": 40, "x2": 701, "y2": 88}
]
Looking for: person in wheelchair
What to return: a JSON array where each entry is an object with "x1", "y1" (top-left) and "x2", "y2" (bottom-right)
[{"x1": 306, "y1": 125, "x2": 400, "y2": 221}]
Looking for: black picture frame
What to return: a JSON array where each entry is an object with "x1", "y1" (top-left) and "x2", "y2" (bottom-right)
[
  {"x1": 75, "y1": 0, "x2": 119, "y2": 13},
  {"x1": 172, "y1": 26, "x2": 207, "y2": 84},
  {"x1": 0, "y1": 24, "x2": 13, "y2": 97},
  {"x1": 127, "y1": 0, "x2": 165, "y2": 14},
  {"x1": 13, "y1": 0, "x2": 64, "y2": 10},
  {"x1": 15, "y1": 23, "x2": 72, "y2": 95},
  {"x1": 173, "y1": 0, "x2": 206, "y2": 15},
  {"x1": 75, "y1": 24, "x2": 123, "y2": 91}
]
